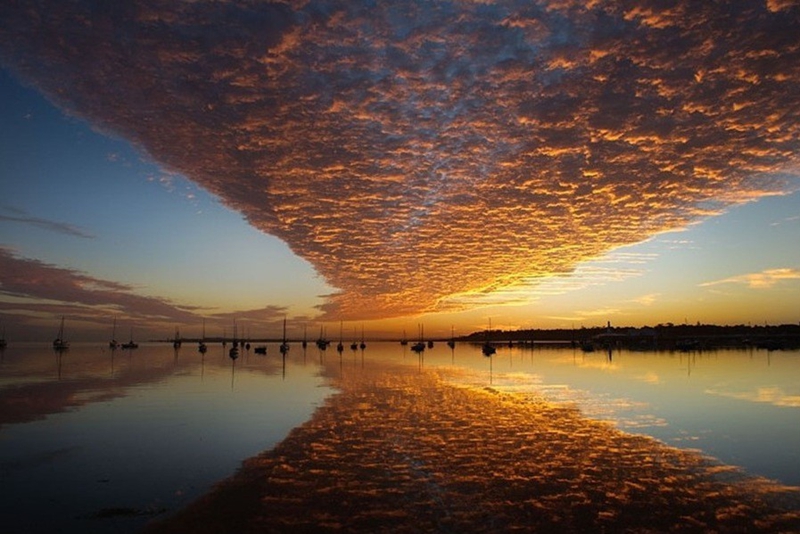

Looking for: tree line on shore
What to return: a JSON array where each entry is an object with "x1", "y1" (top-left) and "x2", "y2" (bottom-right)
[{"x1": 461, "y1": 322, "x2": 800, "y2": 351}]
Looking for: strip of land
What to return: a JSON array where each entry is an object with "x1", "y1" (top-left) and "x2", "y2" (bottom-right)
[{"x1": 145, "y1": 360, "x2": 800, "y2": 533}]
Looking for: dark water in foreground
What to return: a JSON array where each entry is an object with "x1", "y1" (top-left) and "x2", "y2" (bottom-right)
[{"x1": 0, "y1": 342, "x2": 798, "y2": 533}]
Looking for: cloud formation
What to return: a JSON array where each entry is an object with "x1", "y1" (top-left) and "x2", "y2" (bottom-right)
[
  {"x1": 2, "y1": 1, "x2": 798, "y2": 320},
  {"x1": 701, "y1": 268, "x2": 800, "y2": 289},
  {"x1": 0, "y1": 246, "x2": 198, "y2": 322},
  {"x1": 0, "y1": 247, "x2": 289, "y2": 338},
  {"x1": 0, "y1": 207, "x2": 94, "y2": 238}
]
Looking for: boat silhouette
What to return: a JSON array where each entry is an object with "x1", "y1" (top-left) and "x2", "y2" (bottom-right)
[
  {"x1": 109, "y1": 316, "x2": 119, "y2": 349},
  {"x1": 198, "y1": 319, "x2": 207, "y2": 353},
  {"x1": 121, "y1": 327, "x2": 138, "y2": 349},
  {"x1": 229, "y1": 320, "x2": 239, "y2": 359},
  {"x1": 316, "y1": 326, "x2": 329, "y2": 350},
  {"x1": 172, "y1": 327, "x2": 182, "y2": 349},
  {"x1": 411, "y1": 324, "x2": 426, "y2": 353},
  {"x1": 336, "y1": 321, "x2": 344, "y2": 353},
  {"x1": 280, "y1": 318, "x2": 290, "y2": 355},
  {"x1": 53, "y1": 316, "x2": 69, "y2": 351},
  {"x1": 482, "y1": 319, "x2": 496, "y2": 357}
]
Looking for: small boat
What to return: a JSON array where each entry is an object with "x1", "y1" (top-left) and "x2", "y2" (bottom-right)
[
  {"x1": 172, "y1": 327, "x2": 182, "y2": 349},
  {"x1": 316, "y1": 326, "x2": 329, "y2": 350},
  {"x1": 336, "y1": 321, "x2": 344, "y2": 353},
  {"x1": 122, "y1": 328, "x2": 138, "y2": 349},
  {"x1": 482, "y1": 319, "x2": 496, "y2": 357},
  {"x1": 109, "y1": 316, "x2": 119, "y2": 349},
  {"x1": 411, "y1": 324, "x2": 425, "y2": 353},
  {"x1": 254, "y1": 346, "x2": 267, "y2": 355},
  {"x1": 198, "y1": 319, "x2": 207, "y2": 354},
  {"x1": 230, "y1": 320, "x2": 239, "y2": 358},
  {"x1": 53, "y1": 316, "x2": 69, "y2": 351},
  {"x1": 280, "y1": 318, "x2": 290, "y2": 355}
]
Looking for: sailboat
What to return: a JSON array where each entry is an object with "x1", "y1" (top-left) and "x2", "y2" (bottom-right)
[
  {"x1": 254, "y1": 322, "x2": 267, "y2": 354},
  {"x1": 0, "y1": 323, "x2": 6, "y2": 349},
  {"x1": 316, "y1": 326, "x2": 329, "y2": 350},
  {"x1": 280, "y1": 318, "x2": 290, "y2": 355},
  {"x1": 411, "y1": 324, "x2": 425, "y2": 353},
  {"x1": 109, "y1": 316, "x2": 119, "y2": 349},
  {"x1": 121, "y1": 327, "x2": 138, "y2": 349},
  {"x1": 302, "y1": 325, "x2": 308, "y2": 349},
  {"x1": 172, "y1": 327, "x2": 182, "y2": 349},
  {"x1": 359, "y1": 325, "x2": 366, "y2": 350},
  {"x1": 447, "y1": 326, "x2": 456, "y2": 349},
  {"x1": 482, "y1": 319, "x2": 496, "y2": 357},
  {"x1": 53, "y1": 316, "x2": 69, "y2": 351},
  {"x1": 198, "y1": 319, "x2": 207, "y2": 354},
  {"x1": 400, "y1": 329, "x2": 408, "y2": 346},
  {"x1": 229, "y1": 320, "x2": 239, "y2": 359},
  {"x1": 336, "y1": 321, "x2": 344, "y2": 353}
]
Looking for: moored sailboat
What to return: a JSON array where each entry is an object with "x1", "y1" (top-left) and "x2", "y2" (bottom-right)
[
  {"x1": 121, "y1": 327, "x2": 138, "y2": 349},
  {"x1": 198, "y1": 319, "x2": 207, "y2": 354},
  {"x1": 109, "y1": 316, "x2": 119, "y2": 349},
  {"x1": 411, "y1": 324, "x2": 425, "y2": 353},
  {"x1": 53, "y1": 316, "x2": 69, "y2": 351},
  {"x1": 447, "y1": 326, "x2": 456, "y2": 349},
  {"x1": 229, "y1": 320, "x2": 239, "y2": 359},
  {"x1": 316, "y1": 326, "x2": 329, "y2": 350},
  {"x1": 280, "y1": 318, "x2": 290, "y2": 355},
  {"x1": 482, "y1": 319, "x2": 496, "y2": 357},
  {"x1": 172, "y1": 327, "x2": 182, "y2": 349}
]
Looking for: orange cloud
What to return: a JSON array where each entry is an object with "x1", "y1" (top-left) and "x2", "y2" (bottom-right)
[
  {"x1": 1, "y1": 1, "x2": 798, "y2": 320},
  {"x1": 701, "y1": 268, "x2": 800, "y2": 289}
]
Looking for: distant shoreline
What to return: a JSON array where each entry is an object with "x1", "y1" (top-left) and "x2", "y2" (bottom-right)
[
  {"x1": 460, "y1": 322, "x2": 800, "y2": 351},
  {"x1": 151, "y1": 323, "x2": 800, "y2": 351}
]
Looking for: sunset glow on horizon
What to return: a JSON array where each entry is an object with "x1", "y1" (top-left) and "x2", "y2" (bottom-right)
[{"x1": 1, "y1": 1, "x2": 799, "y2": 341}]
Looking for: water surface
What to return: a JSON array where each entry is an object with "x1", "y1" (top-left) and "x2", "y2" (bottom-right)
[
  {"x1": 1, "y1": 342, "x2": 798, "y2": 533},
  {"x1": 0, "y1": 343, "x2": 332, "y2": 533}
]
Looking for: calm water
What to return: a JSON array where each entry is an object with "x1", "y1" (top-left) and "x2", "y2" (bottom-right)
[
  {"x1": 0, "y1": 343, "x2": 333, "y2": 533},
  {"x1": 0, "y1": 342, "x2": 798, "y2": 533}
]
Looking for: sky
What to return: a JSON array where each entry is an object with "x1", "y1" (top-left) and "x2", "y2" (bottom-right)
[{"x1": 0, "y1": 0, "x2": 799, "y2": 341}]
